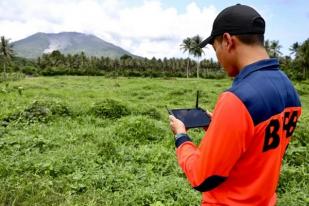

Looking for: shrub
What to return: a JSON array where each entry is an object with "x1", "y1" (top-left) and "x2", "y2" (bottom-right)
[
  {"x1": 295, "y1": 83, "x2": 309, "y2": 95},
  {"x1": 140, "y1": 107, "x2": 162, "y2": 120},
  {"x1": 0, "y1": 72, "x2": 25, "y2": 83},
  {"x1": 90, "y1": 99, "x2": 130, "y2": 119},
  {"x1": 201, "y1": 71, "x2": 226, "y2": 79},
  {"x1": 1, "y1": 100, "x2": 71, "y2": 126},
  {"x1": 112, "y1": 116, "x2": 167, "y2": 145},
  {"x1": 131, "y1": 105, "x2": 162, "y2": 120},
  {"x1": 21, "y1": 66, "x2": 39, "y2": 76},
  {"x1": 96, "y1": 138, "x2": 118, "y2": 161}
]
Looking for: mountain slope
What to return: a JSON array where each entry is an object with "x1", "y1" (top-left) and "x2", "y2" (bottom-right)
[{"x1": 12, "y1": 32, "x2": 134, "y2": 59}]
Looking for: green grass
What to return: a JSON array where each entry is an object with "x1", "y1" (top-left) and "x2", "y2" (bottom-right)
[{"x1": 0, "y1": 76, "x2": 308, "y2": 205}]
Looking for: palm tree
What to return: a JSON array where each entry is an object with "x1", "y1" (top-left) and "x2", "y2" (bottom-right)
[
  {"x1": 191, "y1": 35, "x2": 204, "y2": 78},
  {"x1": 0, "y1": 36, "x2": 14, "y2": 81},
  {"x1": 180, "y1": 37, "x2": 192, "y2": 78},
  {"x1": 264, "y1": 39, "x2": 271, "y2": 55},
  {"x1": 289, "y1": 42, "x2": 299, "y2": 57},
  {"x1": 269, "y1": 40, "x2": 282, "y2": 58},
  {"x1": 297, "y1": 39, "x2": 309, "y2": 79}
]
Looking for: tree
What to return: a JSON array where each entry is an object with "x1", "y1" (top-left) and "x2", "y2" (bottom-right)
[
  {"x1": 120, "y1": 54, "x2": 133, "y2": 60},
  {"x1": 50, "y1": 50, "x2": 65, "y2": 67},
  {"x1": 297, "y1": 39, "x2": 309, "y2": 79},
  {"x1": 269, "y1": 40, "x2": 282, "y2": 58},
  {"x1": 180, "y1": 37, "x2": 192, "y2": 78},
  {"x1": 289, "y1": 42, "x2": 299, "y2": 56},
  {"x1": 265, "y1": 40, "x2": 282, "y2": 58},
  {"x1": 191, "y1": 35, "x2": 204, "y2": 78},
  {"x1": 0, "y1": 36, "x2": 14, "y2": 81},
  {"x1": 264, "y1": 39, "x2": 271, "y2": 55}
]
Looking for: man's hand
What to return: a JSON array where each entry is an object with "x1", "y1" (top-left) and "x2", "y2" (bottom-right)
[
  {"x1": 203, "y1": 110, "x2": 213, "y2": 131},
  {"x1": 169, "y1": 115, "x2": 186, "y2": 135},
  {"x1": 206, "y1": 110, "x2": 213, "y2": 118}
]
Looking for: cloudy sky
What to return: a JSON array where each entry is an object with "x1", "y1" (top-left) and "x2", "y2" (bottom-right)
[{"x1": 0, "y1": 0, "x2": 308, "y2": 59}]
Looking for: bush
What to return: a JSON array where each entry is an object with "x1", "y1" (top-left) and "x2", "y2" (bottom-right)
[
  {"x1": 140, "y1": 107, "x2": 162, "y2": 120},
  {"x1": 90, "y1": 99, "x2": 130, "y2": 119},
  {"x1": 112, "y1": 116, "x2": 167, "y2": 145},
  {"x1": 295, "y1": 83, "x2": 309, "y2": 95},
  {"x1": 0, "y1": 72, "x2": 25, "y2": 83},
  {"x1": 131, "y1": 105, "x2": 162, "y2": 120},
  {"x1": 1, "y1": 100, "x2": 71, "y2": 126},
  {"x1": 41, "y1": 67, "x2": 69, "y2": 76},
  {"x1": 21, "y1": 66, "x2": 39, "y2": 76},
  {"x1": 201, "y1": 71, "x2": 226, "y2": 79}
]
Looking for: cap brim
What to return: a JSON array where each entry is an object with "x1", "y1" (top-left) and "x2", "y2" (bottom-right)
[{"x1": 199, "y1": 36, "x2": 214, "y2": 48}]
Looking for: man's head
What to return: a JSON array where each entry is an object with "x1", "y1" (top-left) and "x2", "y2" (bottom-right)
[{"x1": 200, "y1": 4, "x2": 267, "y2": 76}]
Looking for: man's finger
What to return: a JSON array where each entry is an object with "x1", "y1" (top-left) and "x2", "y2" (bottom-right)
[
  {"x1": 169, "y1": 115, "x2": 175, "y2": 121},
  {"x1": 206, "y1": 110, "x2": 213, "y2": 117}
]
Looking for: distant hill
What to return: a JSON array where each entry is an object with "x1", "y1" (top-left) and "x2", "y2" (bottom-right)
[{"x1": 12, "y1": 32, "x2": 135, "y2": 59}]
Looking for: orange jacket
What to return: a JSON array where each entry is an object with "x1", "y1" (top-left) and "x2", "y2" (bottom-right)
[{"x1": 175, "y1": 59, "x2": 302, "y2": 205}]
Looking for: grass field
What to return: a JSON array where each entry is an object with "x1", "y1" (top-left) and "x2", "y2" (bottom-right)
[{"x1": 0, "y1": 76, "x2": 308, "y2": 205}]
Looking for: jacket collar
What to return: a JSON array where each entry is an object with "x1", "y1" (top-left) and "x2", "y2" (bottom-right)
[{"x1": 233, "y1": 58, "x2": 279, "y2": 84}]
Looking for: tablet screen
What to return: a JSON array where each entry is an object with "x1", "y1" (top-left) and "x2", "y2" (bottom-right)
[{"x1": 170, "y1": 108, "x2": 211, "y2": 128}]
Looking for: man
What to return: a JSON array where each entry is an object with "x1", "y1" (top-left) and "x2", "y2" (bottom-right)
[{"x1": 169, "y1": 4, "x2": 302, "y2": 206}]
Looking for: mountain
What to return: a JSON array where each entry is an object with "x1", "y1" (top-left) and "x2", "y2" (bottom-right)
[{"x1": 12, "y1": 32, "x2": 135, "y2": 59}]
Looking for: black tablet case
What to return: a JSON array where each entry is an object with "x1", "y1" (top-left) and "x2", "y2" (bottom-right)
[
  {"x1": 167, "y1": 91, "x2": 211, "y2": 128},
  {"x1": 170, "y1": 108, "x2": 211, "y2": 128}
]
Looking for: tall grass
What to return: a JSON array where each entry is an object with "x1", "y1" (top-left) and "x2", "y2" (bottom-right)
[{"x1": 0, "y1": 76, "x2": 308, "y2": 205}]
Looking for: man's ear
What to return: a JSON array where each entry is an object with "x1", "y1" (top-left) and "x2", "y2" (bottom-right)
[{"x1": 222, "y1": 33, "x2": 234, "y2": 52}]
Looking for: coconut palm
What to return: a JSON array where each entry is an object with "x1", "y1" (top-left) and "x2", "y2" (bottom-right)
[
  {"x1": 264, "y1": 39, "x2": 271, "y2": 55},
  {"x1": 191, "y1": 35, "x2": 204, "y2": 78},
  {"x1": 297, "y1": 39, "x2": 309, "y2": 79},
  {"x1": 269, "y1": 40, "x2": 282, "y2": 58},
  {"x1": 0, "y1": 36, "x2": 14, "y2": 81},
  {"x1": 180, "y1": 37, "x2": 192, "y2": 78},
  {"x1": 289, "y1": 42, "x2": 300, "y2": 57}
]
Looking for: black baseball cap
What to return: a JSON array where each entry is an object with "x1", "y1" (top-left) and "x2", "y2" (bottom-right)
[{"x1": 200, "y1": 4, "x2": 265, "y2": 48}]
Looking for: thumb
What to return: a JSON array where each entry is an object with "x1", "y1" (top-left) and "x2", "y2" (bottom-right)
[
  {"x1": 169, "y1": 115, "x2": 175, "y2": 121},
  {"x1": 206, "y1": 110, "x2": 213, "y2": 117}
]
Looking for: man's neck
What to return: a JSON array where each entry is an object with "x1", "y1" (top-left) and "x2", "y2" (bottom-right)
[{"x1": 236, "y1": 45, "x2": 270, "y2": 72}]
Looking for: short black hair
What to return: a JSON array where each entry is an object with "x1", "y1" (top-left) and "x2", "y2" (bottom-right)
[
  {"x1": 214, "y1": 34, "x2": 264, "y2": 46},
  {"x1": 236, "y1": 34, "x2": 264, "y2": 45}
]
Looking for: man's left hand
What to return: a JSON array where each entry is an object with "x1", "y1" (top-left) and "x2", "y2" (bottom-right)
[{"x1": 169, "y1": 115, "x2": 186, "y2": 135}]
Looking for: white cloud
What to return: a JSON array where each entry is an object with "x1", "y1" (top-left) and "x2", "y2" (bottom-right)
[{"x1": 0, "y1": 0, "x2": 218, "y2": 59}]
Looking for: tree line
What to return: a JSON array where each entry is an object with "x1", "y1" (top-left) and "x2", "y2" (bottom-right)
[
  {"x1": 0, "y1": 35, "x2": 308, "y2": 81},
  {"x1": 33, "y1": 50, "x2": 222, "y2": 78},
  {"x1": 0, "y1": 35, "x2": 222, "y2": 80},
  {"x1": 265, "y1": 39, "x2": 309, "y2": 80}
]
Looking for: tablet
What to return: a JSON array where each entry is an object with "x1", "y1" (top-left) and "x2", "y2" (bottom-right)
[{"x1": 169, "y1": 108, "x2": 211, "y2": 129}]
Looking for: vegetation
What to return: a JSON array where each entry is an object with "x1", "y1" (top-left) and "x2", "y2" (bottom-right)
[
  {"x1": 265, "y1": 39, "x2": 309, "y2": 80},
  {"x1": 0, "y1": 36, "x2": 14, "y2": 82},
  {"x1": 34, "y1": 50, "x2": 222, "y2": 79},
  {"x1": 180, "y1": 35, "x2": 205, "y2": 78},
  {"x1": 265, "y1": 39, "x2": 282, "y2": 58},
  {"x1": 0, "y1": 34, "x2": 308, "y2": 205},
  {"x1": 0, "y1": 76, "x2": 308, "y2": 205},
  {"x1": 180, "y1": 37, "x2": 192, "y2": 78},
  {"x1": 1, "y1": 36, "x2": 308, "y2": 81}
]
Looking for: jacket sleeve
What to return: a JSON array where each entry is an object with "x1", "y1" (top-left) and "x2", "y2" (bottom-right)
[{"x1": 176, "y1": 91, "x2": 255, "y2": 192}]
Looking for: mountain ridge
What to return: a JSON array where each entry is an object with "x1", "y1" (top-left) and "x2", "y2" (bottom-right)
[{"x1": 12, "y1": 32, "x2": 135, "y2": 59}]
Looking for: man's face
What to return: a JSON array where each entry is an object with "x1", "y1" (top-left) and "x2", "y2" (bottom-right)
[{"x1": 212, "y1": 35, "x2": 238, "y2": 77}]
